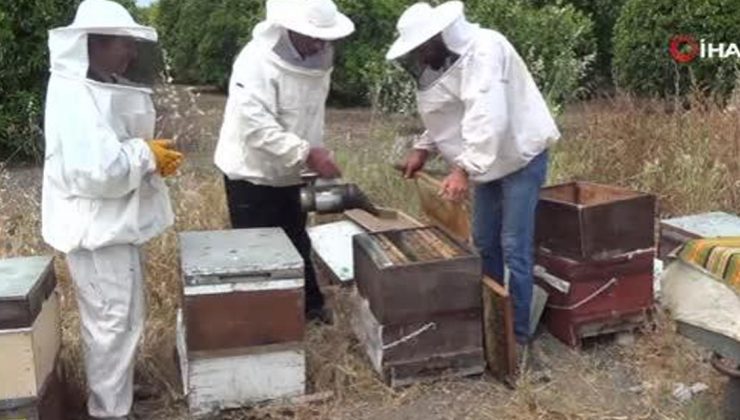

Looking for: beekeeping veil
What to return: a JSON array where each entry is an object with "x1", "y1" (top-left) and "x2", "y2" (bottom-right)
[
  {"x1": 386, "y1": 1, "x2": 478, "y2": 87},
  {"x1": 49, "y1": 0, "x2": 162, "y2": 88}
]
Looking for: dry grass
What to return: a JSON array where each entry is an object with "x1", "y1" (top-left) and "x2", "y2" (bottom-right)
[
  {"x1": 550, "y1": 96, "x2": 739, "y2": 216},
  {"x1": 1, "y1": 91, "x2": 736, "y2": 419}
]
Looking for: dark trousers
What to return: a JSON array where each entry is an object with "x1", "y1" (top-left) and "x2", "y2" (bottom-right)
[{"x1": 223, "y1": 177, "x2": 325, "y2": 313}]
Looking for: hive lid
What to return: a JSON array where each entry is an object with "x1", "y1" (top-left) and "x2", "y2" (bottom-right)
[
  {"x1": 308, "y1": 220, "x2": 365, "y2": 283},
  {"x1": 661, "y1": 212, "x2": 740, "y2": 238},
  {"x1": 0, "y1": 255, "x2": 56, "y2": 329},
  {"x1": 179, "y1": 228, "x2": 304, "y2": 287}
]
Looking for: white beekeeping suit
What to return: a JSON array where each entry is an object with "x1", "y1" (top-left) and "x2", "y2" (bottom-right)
[
  {"x1": 387, "y1": 1, "x2": 560, "y2": 182},
  {"x1": 214, "y1": 0, "x2": 354, "y2": 186},
  {"x1": 42, "y1": 0, "x2": 175, "y2": 417}
]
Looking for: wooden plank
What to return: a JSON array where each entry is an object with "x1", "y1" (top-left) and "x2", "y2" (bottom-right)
[
  {"x1": 482, "y1": 276, "x2": 517, "y2": 382},
  {"x1": 414, "y1": 172, "x2": 471, "y2": 243},
  {"x1": 344, "y1": 208, "x2": 422, "y2": 233},
  {"x1": 0, "y1": 291, "x2": 60, "y2": 400}
]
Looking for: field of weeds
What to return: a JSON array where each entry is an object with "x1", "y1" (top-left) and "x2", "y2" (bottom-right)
[{"x1": 0, "y1": 87, "x2": 737, "y2": 419}]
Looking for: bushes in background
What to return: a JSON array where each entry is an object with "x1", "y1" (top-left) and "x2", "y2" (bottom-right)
[
  {"x1": 344, "y1": 0, "x2": 597, "y2": 113},
  {"x1": 0, "y1": 0, "x2": 147, "y2": 161},
  {"x1": 155, "y1": 0, "x2": 596, "y2": 114},
  {"x1": 467, "y1": 0, "x2": 596, "y2": 111},
  {"x1": 613, "y1": 0, "x2": 740, "y2": 100},
  {"x1": 531, "y1": 0, "x2": 626, "y2": 90},
  {"x1": 0, "y1": 0, "x2": 77, "y2": 161},
  {"x1": 156, "y1": 0, "x2": 263, "y2": 88}
]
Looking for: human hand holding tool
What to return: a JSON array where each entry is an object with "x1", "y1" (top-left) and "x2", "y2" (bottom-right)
[
  {"x1": 439, "y1": 166, "x2": 469, "y2": 202},
  {"x1": 307, "y1": 147, "x2": 342, "y2": 179},
  {"x1": 401, "y1": 149, "x2": 429, "y2": 178},
  {"x1": 147, "y1": 139, "x2": 183, "y2": 177}
]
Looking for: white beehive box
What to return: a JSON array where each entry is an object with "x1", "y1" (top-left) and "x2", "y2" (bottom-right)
[
  {"x1": 0, "y1": 256, "x2": 61, "y2": 402},
  {"x1": 176, "y1": 310, "x2": 305, "y2": 417}
]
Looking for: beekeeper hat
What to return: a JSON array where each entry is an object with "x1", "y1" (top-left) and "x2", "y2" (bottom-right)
[
  {"x1": 268, "y1": 0, "x2": 355, "y2": 41},
  {"x1": 386, "y1": 1, "x2": 464, "y2": 60}
]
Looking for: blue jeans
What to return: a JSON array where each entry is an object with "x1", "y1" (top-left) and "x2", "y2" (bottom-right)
[{"x1": 472, "y1": 151, "x2": 548, "y2": 344}]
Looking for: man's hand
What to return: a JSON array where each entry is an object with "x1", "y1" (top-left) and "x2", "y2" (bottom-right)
[
  {"x1": 403, "y1": 149, "x2": 429, "y2": 178},
  {"x1": 306, "y1": 147, "x2": 342, "y2": 179},
  {"x1": 147, "y1": 139, "x2": 183, "y2": 177},
  {"x1": 440, "y1": 166, "x2": 469, "y2": 202}
]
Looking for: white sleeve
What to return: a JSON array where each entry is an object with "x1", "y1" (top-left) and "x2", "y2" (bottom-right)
[
  {"x1": 454, "y1": 42, "x2": 510, "y2": 176},
  {"x1": 412, "y1": 131, "x2": 437, "y2": 151},
  {"x1": 58, "y1": 94, "x2": 156, "y2": 199},
  {"x1": 230, "y1": 60, "x2": 310, "y2": 169}
]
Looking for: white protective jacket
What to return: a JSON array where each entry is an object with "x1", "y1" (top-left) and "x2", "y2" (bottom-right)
[
  {"x1": 214, "y1": 22, "x2": 331, "y2": 187},
  {"x1": 415, "y1": 19, "x2": 561, "y2": 183},
  {"x1": 42, "y1": 0, "x2": 174, "y2": 253}
]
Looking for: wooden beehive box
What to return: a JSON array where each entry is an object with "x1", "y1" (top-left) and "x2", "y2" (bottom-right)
[
  {"x1": 179, "y1": 229, "x2": 305, "y2": 352},
  {"x1": 347, "y1": 290, "x2": 484, "y2": 388},
  {"x1": 176, "y1": 310, "x2": 305, "y2": 417},
  {"x1": 659, "y1": 212, "x2": 740, "y2": 261},
  {"x1": 0, "y1": 256, "x2": 63, "y2": 419},
  {"x1": 536, "y1": 182, "x2": 656, "y2": 261},
  {"x1": 535, "y1": 249, "x2": 654, "y2": 347},
  {"x1": 353, "y1": 226, "x2": 481, "y2": 325}
]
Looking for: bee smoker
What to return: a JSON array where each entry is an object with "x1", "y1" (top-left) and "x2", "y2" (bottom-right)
[{"x1": 300, "y1": 178, "x2": 380, "y2": 215}]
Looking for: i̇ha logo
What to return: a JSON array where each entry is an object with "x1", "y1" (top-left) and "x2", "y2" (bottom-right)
[{"x1": 669, "y1": 35, "x2": 740, "y2": 63}]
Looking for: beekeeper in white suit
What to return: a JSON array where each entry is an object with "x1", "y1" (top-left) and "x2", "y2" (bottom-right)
[
  {"x1": 389, "y1": 2, "x2": 560, "y2": 367},
  {"x1": 42, "y1": 0, "x2": 182, "y2": 417},
  {"x1": 215, "y1": 0, "x2": 354, "y2": 322}
]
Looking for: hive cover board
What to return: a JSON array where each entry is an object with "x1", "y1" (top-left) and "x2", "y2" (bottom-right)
[
  {"x1": 0, "y1": 256, "x2": 56, "y2": 329},
  {"x1": 307, "y1": 220, "x2": 365, "y2": 284},
  {"x1": 179, "y1": 228, "x2": 304, "y2": 287}
]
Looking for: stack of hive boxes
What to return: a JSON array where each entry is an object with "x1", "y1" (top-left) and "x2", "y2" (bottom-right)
[
  {"x1": 534, "y1": 182, "x2": 657, "y2": 347},
  {"x1": 0, "y1": 256, "x2": 63, "y2": 419},
  {"x1": 351, "y1": 226, "x2": 485, "y2": 387},
  {"x1": 176, "y1": 228, "x2": 306, "y2": 417}
]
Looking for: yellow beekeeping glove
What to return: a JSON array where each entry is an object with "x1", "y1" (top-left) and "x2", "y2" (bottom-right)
[{"x1": 147, "y1": 139, "x2": 183, "y2": 177}]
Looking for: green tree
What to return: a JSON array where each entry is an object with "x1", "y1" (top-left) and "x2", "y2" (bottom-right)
[
  {"x1": 0, "y1": 0, "x2": 147, "y2": 161},
  {"x1": 156, "y1": 0, "x2": 263, "y2": 87},
  {"x1": 0, "y1": 0, "x2": 77, "y2": 161},
  {"x1": 530, "y1": 0, "x2": 627, "y2": 90},
  {"x1": 466, "y1": 0, "x2": 596, "y2": 109}
]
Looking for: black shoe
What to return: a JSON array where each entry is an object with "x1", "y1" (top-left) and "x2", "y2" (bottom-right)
[{"x1": 306, "y1": 307, "x2": 333, "y2": 325}]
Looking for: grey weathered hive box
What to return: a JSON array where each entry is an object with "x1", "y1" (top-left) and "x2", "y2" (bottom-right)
[
  {"x1": 0, "y1": 256, "x2": 56, "y2": 329},
  {"x1": 0, "y1": 255, "x2": 62, "y2": 414},
  {"x1": 179, "y1": 228, "x2": 305, "y2": 352}
]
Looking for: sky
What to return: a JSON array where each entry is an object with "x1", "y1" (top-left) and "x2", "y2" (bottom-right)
[{"x1": 136, "y1": 0, "x2": 155, "y2": 6}]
